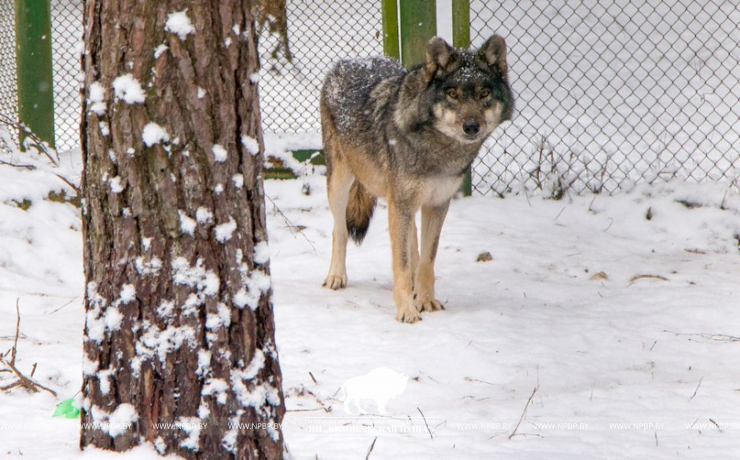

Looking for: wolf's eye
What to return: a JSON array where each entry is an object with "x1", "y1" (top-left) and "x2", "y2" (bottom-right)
[
  {"x1": 445, "y1": 88, "x2": 457, "y2": 99},
  {"x1": 479, "y1": 89, "x2": 491, "y2": 99}
]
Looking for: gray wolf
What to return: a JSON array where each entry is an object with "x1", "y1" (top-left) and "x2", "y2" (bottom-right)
[
  {"x1": 321, "y1": 35, "x2": 514, "y2": 323},
  {"x1": 339, "y1": 367, "x2": 409, "y2": 414}
]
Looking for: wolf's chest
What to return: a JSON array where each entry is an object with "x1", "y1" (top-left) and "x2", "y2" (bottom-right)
[{"x1": 418, "y1": 175, "x2": 464, "y2": 207}]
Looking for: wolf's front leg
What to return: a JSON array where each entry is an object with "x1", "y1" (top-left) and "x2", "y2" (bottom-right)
[
  {"x1": 415, "y1": 201, "x2": 450, "y2": 312},
  {"x1": 388, "y1": 201, "x2": 420, "y2": 323}
]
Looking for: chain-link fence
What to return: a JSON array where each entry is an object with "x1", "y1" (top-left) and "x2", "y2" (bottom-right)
[
  {"x1": 0, "y1": 2, "x2": 18, "y2": 149},
  {"x1": 258, "y1": 0, "x2": 384, "y2": 133},
  {"x1": 1, "y1": 1, "x2": 738, "y2": 196},
  {"x1": 0, "y1": 0, "x2": 81, "y2": 153},
  {"x1": 471, "y1": 0, "x2": 740, "y2": 195},
  {"x1": 50, "y1": 0, "x2": 83, "y2": 153}
]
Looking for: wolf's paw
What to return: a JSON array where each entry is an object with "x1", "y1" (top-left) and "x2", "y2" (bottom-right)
[
  {"x1": 396, "y1": 304, "x2": 422, "y2": 323},
  {"x1": 323, "y1": 274, "x2": 347, "y2": 290},
  {"x1": 417, "y1": 298, "x2": 445, "y2": 312}
]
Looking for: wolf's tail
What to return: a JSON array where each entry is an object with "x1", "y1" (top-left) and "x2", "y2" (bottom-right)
[{"x1": 346, "y1": 182, "x2": 376, "y2": 245}]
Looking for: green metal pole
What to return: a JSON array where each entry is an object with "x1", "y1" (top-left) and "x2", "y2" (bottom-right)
[
  {"x1": 381, "y1": 0, "x2": 400, "y2": 60},
  {"x1": 452, "y1": 0, "x2": 470, "y2": 50},
  {"x1": 452, "y1": 0, "x2": 473, "y2": 196},
  {"x1": 15, "y1": 0, "x2": 55, "y2": 150},
  {"x1": 398, "y1": 0, "x2": 436, "y2": 68}
]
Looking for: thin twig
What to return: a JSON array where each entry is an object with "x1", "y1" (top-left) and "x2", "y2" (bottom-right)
[
  {"x1": 509, "y1": 386, "x2": 539, "y2": 439},
  {"x1": 264, "y1": 194, "x2": 317, "y2": 255},
  {"x1": 689, "y1": 377, "x2": 703, "y2": 401},
  {"x1": 11, "y1": 299, "x2": 20, "y2": 366},
  {"x1": 417, "y1": 407, "x2": 433, "y2": 439},
  {"x1": 364, "y1": 437, "x2": 378, "y2": 460},
  {"x1": 285, "y1": 407, "x2": 328, "y2": 413},
  {"x1": 663, "y1": 330, "x2": 740, "y2": 343},
  {"x1": 45, "y1": 296, "x2": 79, "y2": 315},
  {"x1": 0, "y1": 113, "x2": 58, "y2": 166},
  {"x1": 0, "y1": 159, "x2": 35, "y2": 170}
]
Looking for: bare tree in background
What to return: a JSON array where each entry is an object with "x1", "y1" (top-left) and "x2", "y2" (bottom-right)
[{"x1": 80, "y1": 1, "x2": 285, "y2": 458}]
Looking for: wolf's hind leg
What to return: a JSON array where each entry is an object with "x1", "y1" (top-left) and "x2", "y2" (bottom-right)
[
  {"x1": 415, "y1": 201, "x2": 450, "y2": 312},
  {"x1": 323, "y1": 159, "x2": 354, "y2": 290}
]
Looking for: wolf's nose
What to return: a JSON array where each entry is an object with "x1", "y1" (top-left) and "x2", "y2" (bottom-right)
[{"x1": 463, "y1": 120, "x2": 480, "y2": 135}]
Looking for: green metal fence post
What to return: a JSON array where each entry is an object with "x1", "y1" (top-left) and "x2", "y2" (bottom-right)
[
  {"x1": 453, "y1": 0, "x2": 473, "y2": 196},
  {"x1": 381, "y1": 0, "x2": 400, "y2": 60},
  {"x1": 15, "y1": 0, "x2": 55, "y2": 150},
  {"x1": 398, "y1": 0, "x2": 436, "y2": 68}
]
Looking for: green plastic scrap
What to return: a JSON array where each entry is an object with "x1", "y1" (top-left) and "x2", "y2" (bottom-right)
[{"x1": 52, "y1": 398, "x2": 80, "y2": 419}]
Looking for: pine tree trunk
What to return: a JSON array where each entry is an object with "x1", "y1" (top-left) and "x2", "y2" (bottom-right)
[{"x1": 80, "y1": 1, "x2": 284, "y2": 458}]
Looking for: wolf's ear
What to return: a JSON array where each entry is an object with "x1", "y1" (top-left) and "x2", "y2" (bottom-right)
[
  {"x1": 477, "y1": 35, "x2": 508, "y2": 76},
  {"x1": 425, "y1": 37, "x2": 458, "y2": 80}
]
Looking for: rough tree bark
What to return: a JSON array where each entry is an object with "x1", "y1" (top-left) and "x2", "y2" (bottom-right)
[{"x1": 80, "y1": 1, "x2": 284, "y2": 458}]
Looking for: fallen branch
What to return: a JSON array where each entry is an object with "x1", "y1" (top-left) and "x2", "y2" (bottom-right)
[{"x1": 0, "y1": 300, "x2": 57, "y2": 397}]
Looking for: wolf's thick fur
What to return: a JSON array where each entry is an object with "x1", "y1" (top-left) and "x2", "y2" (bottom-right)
[{"x1": 321, "y1": 35, "x2": 514, "y2": 322}]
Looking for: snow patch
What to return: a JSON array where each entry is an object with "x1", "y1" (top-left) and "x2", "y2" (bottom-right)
[
  {"x1": 232, "y1": 174, "x2": 244, "y2": 190},
  {"x1": 196, "y1": 349, "x2": 211, "y2": 377},
  {"x1": 135, "y1": 256, "x2": 162, "y2": 276},
  {"x1": 178, "y1": 211, "x2": 196, "y2": 235},
  {"x1": 97, "y1": 368, "x2": 113, "y2": 395},
  {"x1": 172, "y1": 257, "x2": 220, "y2": 298},
  {"x1": 112, "y1": 74, "x2": 146, "y2": 104},
  {"x1": 119, "y1": 284, "x2": 136, "y2": 304},
  {"x1": 154, "y1": 44, "x2": 168, "y2": 59},
  {"x1": 165, "y1": 10, "x2": 195, "y2": 40},
  {"x1": 88, "y1": 82, "x2": 106, "y2": 115},
  {"x1": 233, "y1": 270, "x2": 270, "y2": 310},
  {"x1": 202, "y1": 378, "x2": 229, "y2": 405},
  {"x1": 109, "y1": 176, "x2": 123, "y2": 194},
  {"x1": 157, "y1": 300, "x2": 175, "y2": 318},
  {"x1": 177, "y1": 416, "x2": 202, "y2": 451},
  {"x1": 213, "y1": 144, "x2": 228, "y2": 163},
  {"x1": 241, "y1": 135, "x2": 260, "y2": 155},
  {"x1": 99, "y1": 121, "x2": 110, "y2": 136},
  {"x1": 214, "y1": 218, "x2": 237, "y2": 243},
  {"x1": 142, "y1": 122, "x2": 169, "y2": 147},
  {"x1": 82, "y1": 356, "x2": 98, "y2": 375},
  {"x1": 195, "y1": 207, "x2": 213, "y2": 224},
  {"x1": 133, "y1": 323, "x2": 196, "y2": 376},
  {"x1": 253, "y1": 241, "x2": 270, "y2": 264},
  {"x1": 104, "y1": 307, "x2": 123, "y2": 332},
  {"x1": 206, "y1": 303, "x2": 231, "y2": 331}
]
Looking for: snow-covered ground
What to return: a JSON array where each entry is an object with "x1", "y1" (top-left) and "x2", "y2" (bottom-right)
[{"x1": 1, "y1": 149, "x2": 739, "y2": 458}]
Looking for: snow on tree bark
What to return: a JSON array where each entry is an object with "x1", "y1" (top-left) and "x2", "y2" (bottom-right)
[{"x1": 80, "y1": 1, "x2": 284, "y2": 458}]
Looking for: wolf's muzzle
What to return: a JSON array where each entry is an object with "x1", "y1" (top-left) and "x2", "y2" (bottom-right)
[{"x1": 463, "y1": 119, "x2": 480, "y2": 136}]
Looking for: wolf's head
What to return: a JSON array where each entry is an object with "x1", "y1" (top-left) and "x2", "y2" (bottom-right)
[{"x1": 425, "y1": 35, "x2": 513, "y2": 144}]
